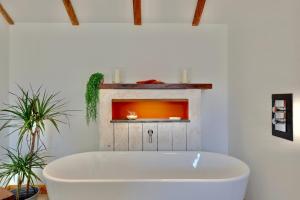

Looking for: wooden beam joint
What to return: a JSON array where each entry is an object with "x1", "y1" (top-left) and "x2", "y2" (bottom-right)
[
  {"x1": 192, "y1": 0, "x2": 206, "y2": 26},
  {"x1": 0, "y1": 3, "x2": 14, "y2": 25},
  {"x1": 63, "y1": 0, "x2": 79, "y2": 26},
  {"x1": 133, "y1": 0, "x2": 142, "y2": 25}
]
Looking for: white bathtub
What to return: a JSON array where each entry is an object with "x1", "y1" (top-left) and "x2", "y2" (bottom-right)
[{"x1": 43, "y1": 151, "x2": 249, "y2": 200}]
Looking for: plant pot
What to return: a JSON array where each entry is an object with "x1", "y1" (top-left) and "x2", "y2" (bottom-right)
[{"x1": 11, "y1": 186, "x2": 39, "y2": 200}]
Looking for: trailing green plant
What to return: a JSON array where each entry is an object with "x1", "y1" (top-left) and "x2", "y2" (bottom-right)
[
  {"x1": 0, "y1": 85, "x2": 71, "y2": 199},
  {"x1": 85, "y1": 72, "x2": 104, "y2": 124}
]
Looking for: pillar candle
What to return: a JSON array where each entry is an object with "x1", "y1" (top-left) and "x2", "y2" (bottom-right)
[
  {"x1": 181, "y1": 69, "x2": 188, "y2": 83},
  {"x1": 113, "y1": 69, "x2": 121, "y2": 83}
]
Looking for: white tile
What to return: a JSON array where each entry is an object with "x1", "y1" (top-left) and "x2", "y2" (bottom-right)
[
  {"x1": 129, "y1": 123, "x2": 143, "y2": 151},
  {"x1": 173, "y1": 123, "x2": 187, "y2": 151},
  {"x1": 158, "y1": 123, "x2": 172, "y2": 151},
  {"x1": 114, "y1": 123, "x2": 129, "y2": 151}
]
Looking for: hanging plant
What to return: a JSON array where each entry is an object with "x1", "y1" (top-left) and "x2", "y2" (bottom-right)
[{"x1": 85, "y1": 72, "x2": 104, "y2": 124}]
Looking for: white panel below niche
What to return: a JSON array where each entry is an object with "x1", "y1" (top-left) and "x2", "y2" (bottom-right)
[
  {"x1": 158, "y1": 123, "x2": 173, "y2": 151},
  {"x1": 129, "y1": 123, "x2": 143, "y2": 151},
  {"x1": 114, "y1": 123, "x2": 128, "y2": 151},
  {"x1": 172, "y1": 123, "x2": 187, "y2": 151}
]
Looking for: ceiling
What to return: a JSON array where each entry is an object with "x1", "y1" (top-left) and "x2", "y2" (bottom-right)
[{"x1": 0, "y1": 0, "x2": 226, "y2": 25}]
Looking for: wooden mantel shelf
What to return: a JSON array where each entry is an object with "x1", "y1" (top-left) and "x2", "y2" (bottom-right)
[{"x1": 100, "y1": 83, "x2": 212, "y2": 90}]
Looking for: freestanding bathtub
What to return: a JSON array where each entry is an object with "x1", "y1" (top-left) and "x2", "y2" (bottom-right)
[{"x1": 43, "y1": 151, "x2": 249, "y2": 200}]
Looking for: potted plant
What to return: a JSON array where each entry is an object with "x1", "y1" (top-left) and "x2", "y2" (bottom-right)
[
  {"x1": 0, "y1": 148, "x2": 46, "y2": 200},
  {"x1": 85, "y1": 72, "x2": 104, "y2": 124},
  {"x1": 0, "y1": 86, "x2": 70, "y2": 200}
]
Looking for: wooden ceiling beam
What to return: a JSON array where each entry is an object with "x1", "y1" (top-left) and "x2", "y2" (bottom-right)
[
  {"x1": 133, "y1": 0, "x2": 142, "y2": 25},
  {"x1": 192, "y1": 0, "x2": 206, "y2": 26},
  {"x1": 62, "y1": 0, "x2": 79, "y2": 26},
  {"x1": 0, "y1": 3, "x2": 14, "y2": 25}
]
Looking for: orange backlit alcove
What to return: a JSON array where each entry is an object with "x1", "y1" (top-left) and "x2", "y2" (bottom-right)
[{"x1": 112, "y1": 99, "x2": 189, "y2": 120}]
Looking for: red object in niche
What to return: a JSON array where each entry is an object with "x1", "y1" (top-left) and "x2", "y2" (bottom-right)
[
  {"x1": 112, "y1": 99, "x2": 189, "y2": 120},
  {"x1": 136, "y1": 79, "x2": 165, "y2": 84}
]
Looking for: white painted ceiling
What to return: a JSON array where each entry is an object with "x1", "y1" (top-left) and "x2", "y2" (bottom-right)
[{"x1": 0, "y1": 0, "x2": 227, "y2": 24}]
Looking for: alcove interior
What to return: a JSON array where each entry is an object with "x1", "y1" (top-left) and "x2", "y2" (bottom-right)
[{"x1": 112, "y1": 99, "x2": 189, "y2": 120}]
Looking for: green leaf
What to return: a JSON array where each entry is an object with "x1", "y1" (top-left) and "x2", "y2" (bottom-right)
[{"x1": 0, "y1": 148, "x2": 48, "y2": 188}]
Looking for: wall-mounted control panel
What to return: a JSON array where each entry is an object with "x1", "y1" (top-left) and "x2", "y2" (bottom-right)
[{"x1": 272, "y1": 94, "x2": 293, "y2": 141}]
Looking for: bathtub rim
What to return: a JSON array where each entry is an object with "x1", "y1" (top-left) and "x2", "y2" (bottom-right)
[{"x1": 43, "y1": 151, "x2": 250, "y2": 184}]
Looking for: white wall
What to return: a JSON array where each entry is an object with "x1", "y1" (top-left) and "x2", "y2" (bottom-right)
[
  {"x1": 8, "y1": 24, "x2": 228, "y2": 158},
  {"x1": 0, "y1": 21, "x2": 9, "y2": 157},
  {"x1": 3, "y1": 1, "x2": 300, "y2": 198},
  {"x1": 225, "y1": 0, "x2": 300, "y2": 200}
]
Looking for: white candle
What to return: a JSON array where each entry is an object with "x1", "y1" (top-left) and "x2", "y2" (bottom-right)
[
  {"x1": 113, "y1": 69, "x2": 121, "y2": 83},
  {"x1": 181, "y1": 69, "x2": 188, "y2": 83}
]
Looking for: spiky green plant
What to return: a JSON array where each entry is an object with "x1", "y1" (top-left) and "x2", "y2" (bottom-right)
[
  {"x1": 0, "y1": 86, "x2": 70, "y2": 196},
  {"x1": 85, "y1": 73, "x2": 104, "y2": 124},
  {"x1": 0, "y1": 86, "x2": 70, "y2": 147},
  {"x1": 0, "y1": 148, "x2": 47, "y2": 200}
]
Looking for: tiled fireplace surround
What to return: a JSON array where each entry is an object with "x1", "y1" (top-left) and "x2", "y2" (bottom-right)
[{"x1": 99, "y1": 89, "x2": 202, "y2": 151}]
